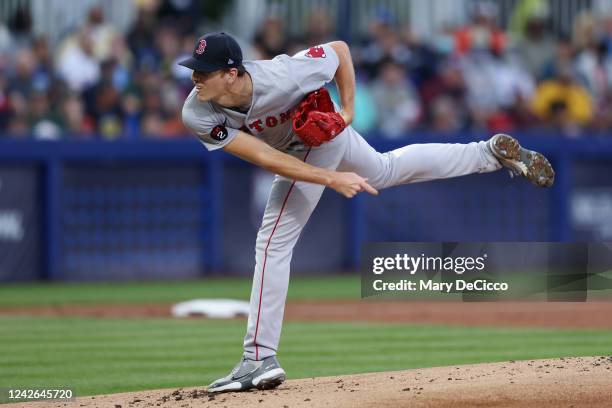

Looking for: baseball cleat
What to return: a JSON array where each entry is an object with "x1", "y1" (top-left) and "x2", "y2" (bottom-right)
[
  {"x1": 487, "y1": 133, "x2": 555, "y2": 188},
  {"x1": 207, "y1": 355, "x2": 286, "y2": 393}
]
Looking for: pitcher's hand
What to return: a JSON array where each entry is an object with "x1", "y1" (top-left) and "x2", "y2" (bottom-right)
[{"x1": 328, "y1": 172, "x2": 378, "y2": 198}]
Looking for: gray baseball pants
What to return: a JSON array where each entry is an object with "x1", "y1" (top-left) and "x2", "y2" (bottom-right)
[{"x1": 243, "y1": 127, "x2": 501, "y2": 360}]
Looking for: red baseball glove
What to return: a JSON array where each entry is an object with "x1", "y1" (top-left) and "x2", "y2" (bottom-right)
[{"x1": 292, "y1": 88, "x2": 346, "y2": 147}]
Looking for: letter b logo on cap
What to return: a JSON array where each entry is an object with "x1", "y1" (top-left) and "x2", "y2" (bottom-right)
[{"x1": 196, "y1": 39, "x2": 207, "y2": 55}]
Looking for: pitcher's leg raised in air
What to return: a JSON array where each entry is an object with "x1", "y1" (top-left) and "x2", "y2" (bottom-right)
[{"x1": 337, "y1": 128, "x2": 554, "y2": 190}]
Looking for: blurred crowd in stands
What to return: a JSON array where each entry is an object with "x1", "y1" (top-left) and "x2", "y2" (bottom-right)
[{"x1": 1, "y1": 0, "x2": 612, "y2": 140}]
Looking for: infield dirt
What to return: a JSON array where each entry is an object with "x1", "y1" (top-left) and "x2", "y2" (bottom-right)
[
  {"x1": 2, "y1": 300, "x2": 612, "y2": 328},
  {"x1": 5, "y1": 356, "x2": 612, "y2": 408}
]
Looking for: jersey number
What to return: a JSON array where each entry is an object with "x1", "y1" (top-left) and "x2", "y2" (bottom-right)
[{"x1": 211, "y1": 125, "x2": 228, "y2": 141}]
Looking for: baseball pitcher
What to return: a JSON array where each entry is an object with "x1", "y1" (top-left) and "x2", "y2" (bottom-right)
[{"x1": 179, "y1": 32, "x2": 554, "y2": 393}]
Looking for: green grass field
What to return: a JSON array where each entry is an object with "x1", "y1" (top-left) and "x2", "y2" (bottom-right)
[
  {"x1": 1, "y1": 277, "x2": 611, "y2": 398},
  {"x1": 1, "y1": 317, "x2": 612, "y2": 397},
  {"x1": 0, "y1": 276, "x2": 359, "y2": 306}
]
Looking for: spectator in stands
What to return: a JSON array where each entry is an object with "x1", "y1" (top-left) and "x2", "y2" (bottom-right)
[
  {"x1": 4, "y1": 44, "x2": 70, "y2": 135},
  {"x1": 430, "y1": 96, "x2": 462, "y2": 134},
  {"x1": 590, "y1": 89, "x2": 612, "y2": 133},
  {"x1": 155, "y1": 0, "x2": 198, "y2": 34},
  {"x1": 253, "y1": 16, "x2": 289, "y2": 59},
  {"x1": 397, "y1": 25, "x2": 439, "y2": 86},
  {"x1": 140, "y1": 88, "x2": 163, "y2": 131},
  {"x1": 93, "y1": 83, "x2": 123, "y2": 139},
  {"x1": 141, "y1": 111, "x2": 164, "y2": 138},
  {"x1": 516, "y1": 15, "x2": 556, "y2": 78},
  {"x1": 81, "y1": 58, "x2": 123, "y2": 138},
  {"x1": 370, "y1": 58, "x2": 421, "y2": 138},
  {"x1": 302, "y1": 8, "x2": 335, "y2": 47},
  {"x1": 574, "y1": 15, "x2": 612, "y2": 132},
  {"x1": 6, "y1": 89, "x2": 27, "y2": 124},
  {"x1": 172, "y1": 33, "x2": 198, "y2": 85},
  {"x1": 446, "y1": 1, "x2": 535, "y2": 131},
  {"x1": 0, "y1": 74, "x2": 10, "y2": 131},
  {"x1": 31, "y1": 37, "x2": 57, "y2": 92},
  {"x1": 600, "y1": 14, "x2": 612, "y2": 55},
  {"x1": 121, "y1": 92, "x2": 141, "y2": 139},
  {"x1": 0, "y1": 24, "x2": 13, "y2": 70},
  {"x1": 6, "y1": 116, "x2": 31, "y2": 138},
  {"x1": 87, "y1": 7, "x2": 121, "y2": 63},
  {"x1": 136, "y1": 68, "x2": 186, "y2": 138},
  {"x1": 486, "y1": 93, "x2": 539, "y2": 133},
  {"x1": 5, "y1": 115, "x2": 29, "y2": 137},
  {"x1": 420, "y1": 61, "x2": 470, "y2": 131},
  {"x1": 140, "y1": 76, "x2": 163, "y2": 116},
  {"x1": 532, "y1": 66, "x2": 594, "y2": 134},
  {"x1": 159, "y1": 79, "x2": 187, "y2": 137},
  {"x1": 540, "y1": 36, "x2": 576, "y2": 80},
  {"x1": 8, "y1": 49, "x2": 36, "y2": 96},
  {"x1": 56, "y1": 28, "x2": 101, "y2": 92},
  {"x1": 574, "y1": 40, "x2": 612, "y2": 107},
  {"x1": 357, "y1": 11, "x2": 411, "y2": 79},
  {"x1": 460, "y1": 47, "x2": 535, "y2": 129},
  {"x1": 155, "y1": 25, "x2": 183, "y2": 76},
  {"x1": 454, "y1": 1, "x2": 507, "y2": 56},
  {"x1": 572, "y1": 11, "x2": 599, "y2": 53},
  {"x1": 28, "y1": 90, "x2": 62, "y2": 140},
  {"x1": 127, "y1": 2, "x2": 159, "y2": 70},
  {"x1": 61, "y1": 93, "x2": 94, "y2": 138},
  {"x1": 104, "y1": 34, "x2": 133, "y2": 90}
]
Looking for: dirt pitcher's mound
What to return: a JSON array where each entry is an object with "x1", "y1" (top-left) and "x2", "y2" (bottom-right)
[{"x1": 8, "y1": 356, "x2": 612, "y2": 408}]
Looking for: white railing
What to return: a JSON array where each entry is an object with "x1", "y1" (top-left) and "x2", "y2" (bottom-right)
[
  {"x1": 3, "y1": 0, "x2": 609, "y2": 48},
  {"x1": 1, "y1": 0, "x2": 135, "y2": 46},
  {"x1": 256, "y1": 0, "x2": 601, "y2": 41}
]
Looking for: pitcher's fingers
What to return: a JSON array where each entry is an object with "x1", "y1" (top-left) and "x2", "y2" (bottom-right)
[{"x1": 361, "y1": 181, "x2": 378, "y2": 195}]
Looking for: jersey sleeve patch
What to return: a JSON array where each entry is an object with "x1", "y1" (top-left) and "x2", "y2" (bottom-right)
[
  {"x1": 210, "y1": 125, "x2": 229, "y2": 141},
  {"x1": 305, "y1": 46, "x2": 326, "y2": 58}
]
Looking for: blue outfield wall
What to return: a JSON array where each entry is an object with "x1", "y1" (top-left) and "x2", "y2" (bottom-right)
[{"x1": 0, "y1": 133, "x2": 611, "y2": 281}]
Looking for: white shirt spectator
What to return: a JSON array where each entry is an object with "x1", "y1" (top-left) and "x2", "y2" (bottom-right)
[
  {"x1": 461, "y1": 51, "x2": 535, "y2": 114},
  {"x1": 56, "y1": 31, "x2": 101, "y2": 92}
]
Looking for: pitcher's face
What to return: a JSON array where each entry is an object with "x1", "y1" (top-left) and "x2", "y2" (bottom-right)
[{"x1": 191, "y1": 70, "x2": 228, "y2": 102}]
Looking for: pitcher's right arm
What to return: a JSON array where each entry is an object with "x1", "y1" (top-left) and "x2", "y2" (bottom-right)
[{"x1": 223, "y1": 131, "x2": 378, "y2": 198}]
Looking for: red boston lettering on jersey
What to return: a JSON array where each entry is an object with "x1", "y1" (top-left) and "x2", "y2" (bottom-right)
[
  {"x1": 196, "y1": 39, "x2": 207, "y2": 55},
  {"x1": 279, "y1": 109, "x2": 292, "y2": 123},
  {"x1": 265, "y1": 116, "x2": 278, "y2": 127},
  {"x1": 248, "y1": 119, "x2": 264, "y2": 132},
  {"x1": 248, "y1": 110, "x2": 293, "y2": 132},
  {"x1": 305, "y1": 46, "x2": 326, "y2": 58}
]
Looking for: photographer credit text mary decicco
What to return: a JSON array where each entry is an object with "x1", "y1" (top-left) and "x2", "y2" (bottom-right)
[{"x1": 371, "y1": 278, "x2": 509, "y2": 293}]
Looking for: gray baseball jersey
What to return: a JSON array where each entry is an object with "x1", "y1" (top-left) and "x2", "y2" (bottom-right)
[
  {"x1": 182, "y1": 44, "x2": 339, "y2": 153},
  {"x1": 181, "y1": 43, "x2": 502, "y2": 363}
]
